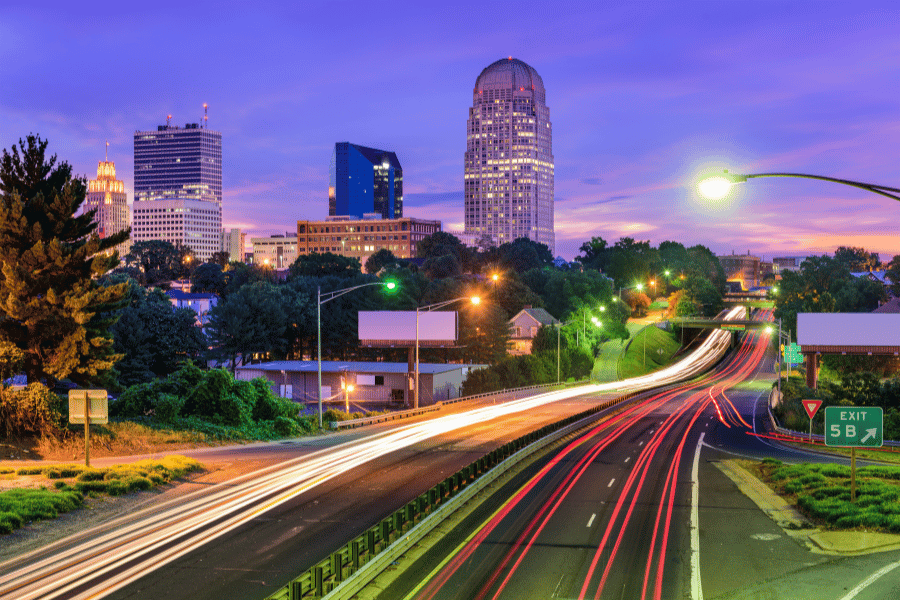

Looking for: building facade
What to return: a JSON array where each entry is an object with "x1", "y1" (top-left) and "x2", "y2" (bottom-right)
[
  {"x1": 329, "y1": 142, "x2": 403, "y2": 220},
  {"x1": 133, "y1": 122, "x2": 222, "y2": 261},
  {"x1": 464, "y1": 57, "x2": 555, "y2": 254},
  {"x1": 220, "y1": 228, "x2": 245, "y2": 262},
  {"x1": 85, "y1": 158, "x2": 130, "y2": 256},
  {"x1": 251, "y1": 234, "x2": 298, "y2": 269},
  {"x1": 718, "y1": 252, "x2": 761, "y2": 290},
  {"x1": 296, "y1": 215, "x2": 440, "y2": 263},
  {"x1": 132, "y1": 199, "x2": 222, "y2": 260}
]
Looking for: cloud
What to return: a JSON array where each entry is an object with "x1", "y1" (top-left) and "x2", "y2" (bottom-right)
[{"x1": 580, "y1": 177, "x2": 602, "y2": 185}]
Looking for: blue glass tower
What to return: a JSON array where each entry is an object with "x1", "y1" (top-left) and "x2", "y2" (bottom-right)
[{"x1": 329, "y1": 142, "x2": 403, "y2": 219}]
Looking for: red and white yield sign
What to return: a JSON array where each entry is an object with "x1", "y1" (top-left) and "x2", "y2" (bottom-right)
[{"x1": 802, "y1": 399, "x2": 823, "y2": 420}]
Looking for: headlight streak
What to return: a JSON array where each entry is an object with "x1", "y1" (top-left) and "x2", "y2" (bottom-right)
[
  {"x1": 415, "y1": 308, "x2": 772, "y2": 600},
  {"x1": 1, "y1": 308, "x2": 749, "y2": 600}
]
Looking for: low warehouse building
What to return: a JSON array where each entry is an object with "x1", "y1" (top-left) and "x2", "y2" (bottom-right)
[{"x1": 235, "y1": 360, "x2": 487, "y2": 407}]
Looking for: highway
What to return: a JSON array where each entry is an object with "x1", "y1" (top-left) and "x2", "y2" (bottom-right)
[
  {"x1": 0, "y1": 306, "x2": 842, "y2": 600},
  {"x1": 381, "y1": 312, "x2": 900, "y2": 600}
]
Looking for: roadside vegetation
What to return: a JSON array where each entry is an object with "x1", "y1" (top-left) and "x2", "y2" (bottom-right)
[
  {"x1": 754, "y1": 458, "x2": 900, "y2": 533},
  {"x1": 618, "y1": 326, "x2": 684, "y2": 379},
  {"x1": 0, "y1": 455, "x2": 201, "y2": 535}
]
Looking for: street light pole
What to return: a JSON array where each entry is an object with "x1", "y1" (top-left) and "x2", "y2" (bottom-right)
[{"x1": 699, "y1": 170, "x2": 900, "y2": 203}]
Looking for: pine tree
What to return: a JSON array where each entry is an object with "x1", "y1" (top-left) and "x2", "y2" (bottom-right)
[{"x1": 0, "y1": 135, "x2": 130, "y2": 385}]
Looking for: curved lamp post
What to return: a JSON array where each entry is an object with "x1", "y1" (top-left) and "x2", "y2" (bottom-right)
[
  {"x1": 317, "y1": 280, "x2": 396, "y2": 428},
  {"x1": 699, "y1": 170, "x2": 900, "y2": 202},
  {"x1": 414, "y1": 296, "x2": 481, "y2": 409}
]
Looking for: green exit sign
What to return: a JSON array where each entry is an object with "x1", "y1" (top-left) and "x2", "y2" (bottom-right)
[
  {"x1": 722, "y1": 324, "x2": 745, "y2": 331},
  {"x1": 824, "y1": 406, "x2": 883, "y2": 447},
  {"x1": 783, "y1": 343, "x2": 802, "y2": 364}
]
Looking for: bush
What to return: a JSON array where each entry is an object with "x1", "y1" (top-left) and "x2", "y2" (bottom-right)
[
  {"x1": 251, "y1": 378, "x2": 296, "y2": 422},
  {"x1": 112, "y1": 382, "x2": 158, "y2": 418},
  {"x1": 273, "y1": 416, "x2": 300, "y2": 437},
  {"x1": 153, "y1": 393, "x2": 184, "y2": 423},
  {"x1": 183, "y1": 369, "x2": 233, "y2": 422},
  {"x1": 0, "y1": 383, "x2": 65, "y2": 438}
]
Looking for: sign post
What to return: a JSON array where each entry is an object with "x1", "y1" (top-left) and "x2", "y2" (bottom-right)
[
  {"x1": 801, "y1": 399, "x2": 822, "y2": 442},
  {"x1": 824, "y1": 406, "x2": 883, "y2": 502},
  {"x1": 69, "y1": 390, "x2": 108, "y2": 467}
]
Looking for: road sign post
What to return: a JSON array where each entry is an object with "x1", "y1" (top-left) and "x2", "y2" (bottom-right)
[
  {"x1": 68, "y1": 390, "x2": 108, "y2": 467},
  {"x1": 801, "y1": 399, "x2": 822, "y2": 442},
  {"x1": 824, "y1": 406, "x2": 883, "y2": 502}
]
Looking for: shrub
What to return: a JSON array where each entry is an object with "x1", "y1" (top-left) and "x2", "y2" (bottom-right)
[
  {"x1": 183, "y1": 369, "x2": 233, "y2": 421},
  {"x1": 153, "y1": 393, "x2": 184, "y2": 423},
  {"x1": 0, "y1": 383, "x2": 65, "y2": 438},
  {"x1": 112, "y1": 382, "x2": 159, "y2": 418},
  {"x1": 251, "y1": 378, "x2": 295, "y2": 421},
  {"x1": 273, "y1": 416, "x2": 299, "y2": 437}
]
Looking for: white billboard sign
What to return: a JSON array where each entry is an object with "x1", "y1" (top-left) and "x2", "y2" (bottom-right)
[
  {"x1": 359, "y1": 311, "x2": 457, "y2": 345},
  {"x1": 797, "y1": 313, "x2": 900, "y2": 347}
]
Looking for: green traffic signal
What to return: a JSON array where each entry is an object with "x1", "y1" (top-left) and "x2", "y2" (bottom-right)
[{"x1": 383, "y1": 280, "x2": 398, "y2": 292}]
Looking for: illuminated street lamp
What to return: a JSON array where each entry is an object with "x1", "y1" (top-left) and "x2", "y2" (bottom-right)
[
  {"x1": 414, "y1": 296, "x2": 481, "y2": 409},
  {"x1": 698, "y1": 170, "x2": 900, "y2": 202},
  {"x1": 317, "y1": 280, "x2": 397, "y2": 428}
]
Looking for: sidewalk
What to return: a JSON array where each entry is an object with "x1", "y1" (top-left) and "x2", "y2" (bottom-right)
[{"x1": 592, "y1": 321, "x2": 644, "y2": 382}]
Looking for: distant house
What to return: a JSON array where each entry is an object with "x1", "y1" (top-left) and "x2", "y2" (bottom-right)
[
  {"x1": 851, "y1": 271, "x2": 895, "y2": 298},
  {"x1": 873, "y1": 297, "x2": 900, "y2": 314},
  {"x1": 165, "y1": 289, "x2": 218, "y2": 326},
  {"x1": 508, "y1": 307, "x2": 559, "y2": 355}
]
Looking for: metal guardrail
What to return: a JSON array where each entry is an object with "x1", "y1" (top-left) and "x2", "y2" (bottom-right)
[
  {"x1": 329, "y1": 379, "x2": 591, "y2": 430},
  {"x1": 265, "y1": 388, "x2": 642, "y2": 600}
]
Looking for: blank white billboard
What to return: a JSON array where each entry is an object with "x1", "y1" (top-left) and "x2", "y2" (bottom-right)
[
  {"x1": 797, "y1": 313, "x2": 900, "y2": 346},
  {"x1": 358, "y1": 311, "x2": 457, "y2": 344}
]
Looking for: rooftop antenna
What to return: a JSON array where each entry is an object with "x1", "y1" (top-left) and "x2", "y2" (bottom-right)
[
  {"x1": 203, "y1": 103, "x2": 208, "y2": 128},
  {"x1": 166, "y1": 114, "x2": 172, "y2": 127},
  {"x1": 105, "y1": 140, "x2": 109, "y2": 162}
]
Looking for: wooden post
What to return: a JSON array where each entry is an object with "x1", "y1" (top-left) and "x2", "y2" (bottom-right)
[{"x1": 851, "y1": 447, "x2": 856, "y2": 503}]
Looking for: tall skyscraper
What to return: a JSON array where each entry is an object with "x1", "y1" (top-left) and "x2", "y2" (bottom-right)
[
  {"x1": 133, "y1": 120, "x2": 222, "y2": 261},
  {"x1": 329, "y1": 142, "x2": 403, "y2": 220},
  {"x1": 85, "y1": 148, "x2": 130, "y2": 256},
  {"x1": 464, "y1": 58, "x2": 555, "y2": 254}
]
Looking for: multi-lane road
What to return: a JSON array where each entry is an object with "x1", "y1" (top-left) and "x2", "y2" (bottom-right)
[{"x1": 3, "y1": 307, "x2": 898, "y2": 599}]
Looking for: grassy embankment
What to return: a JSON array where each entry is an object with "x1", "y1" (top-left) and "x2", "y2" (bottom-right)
[
  {"x1": 751, "y1": 458, "x2": 900, "y2": 532},
  {"x1": 0, "y1": 455, "x2": 201, "y2": 534},
  {"x1": 618, "y1": 325, "x2": 683, "y2": 379}
]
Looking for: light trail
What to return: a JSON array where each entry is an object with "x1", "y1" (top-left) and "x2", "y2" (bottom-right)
[{"x1": 0, "y1": 308, "x2": 748, "y2": 600}]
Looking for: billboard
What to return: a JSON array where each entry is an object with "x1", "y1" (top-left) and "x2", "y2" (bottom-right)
[
  {"x1": 797, "y1": 313, "x2": 900, "y2": 347},
  {"x1": 359, "y1": 311, "x2": 457, "y2": 347}
]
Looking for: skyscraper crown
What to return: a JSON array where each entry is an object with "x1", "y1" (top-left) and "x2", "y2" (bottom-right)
[{"x1": 474, "y1": 57, "x2": 545, "y2": 102}]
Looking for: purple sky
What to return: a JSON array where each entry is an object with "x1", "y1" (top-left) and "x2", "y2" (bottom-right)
[{"x1": 2, "y1": 0, "x2": 899, "y2": 261}]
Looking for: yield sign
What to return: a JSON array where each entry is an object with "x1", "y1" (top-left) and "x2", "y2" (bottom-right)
[{"x1": 802, "y1": 399, "x2": 822, "y2": 420}]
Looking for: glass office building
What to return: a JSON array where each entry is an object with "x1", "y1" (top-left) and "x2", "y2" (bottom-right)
[
  {"x1": 133, "y1": 122, "x2": 222, "y2": 260},
  {"x1": 464, "y1": 58, "x2": 555, "y2": 254},
  {"x1": 329, "y1": 142, "x2": 403, "y2": 220}
]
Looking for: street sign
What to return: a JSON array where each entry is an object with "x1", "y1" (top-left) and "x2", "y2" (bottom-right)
[
  {"x1": 783, "y1": 343, "x2": 802, "y2": 364},
  {"x1": 801, "y1": 399, "x2": 822, "y2": 420},
  {"x1": 69, "y1": 389, "x2": 108, "y2": 425},
  {"x1": 722, "y1": 324, "x2": 745, "y2": 331},
  {"x1": 824, "y1": 406, "x2": 883, "y2": 447}
]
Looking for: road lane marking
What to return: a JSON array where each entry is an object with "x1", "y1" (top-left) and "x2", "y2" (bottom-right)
[
  {"x1": 624, "y1": 457, "x2": 630, "y2": 463},
  {"x1": 838, "y1": 560, "x2": 900, "y2": 600},
  {"x1": 587, "y1": 514, "x2": 596, "y2": 527},
  {"x1": 639, "y1": 440, "x2": 644, "y2": 446},
  {"x1": 608, "y1": 478, "x2": 615, "y2": 487},
  {"x1": 691, "y1": 432, "x2": 705, "y2": 600}
]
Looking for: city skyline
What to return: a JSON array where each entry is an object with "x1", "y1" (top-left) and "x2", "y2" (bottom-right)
[{"x1": 2, "y1": 1, "x2": 899, "y2": 261}]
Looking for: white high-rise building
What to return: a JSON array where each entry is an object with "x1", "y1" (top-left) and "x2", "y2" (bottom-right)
[
  {"x1": 133, "y1": 120, "x2": 222, "y2": 261},
  {"x1": 464, "y1": 58, "x2": 554, "y2": 254}
]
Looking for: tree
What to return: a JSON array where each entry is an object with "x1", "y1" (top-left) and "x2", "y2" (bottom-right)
[
  {"x1": 416, "y1": 232, "x2": 472, "y2": 271},
  {"x1": 105, "y1": 276, "x2": 207, "y2": 387},
  {"x1": 834, "y1": 246, "x2": 880, "y2": 272},
  {"x1": 206, "y1": 281, "x2": 289, "y2": 372},
  {"x1": 191, "y1": 262, "x2": 226, "y2": 295},
  {"x1": 364, "y1": 248, "x2": 399, "y2": 274},
  {"x1": 497, "y1": 237, "x2": 554, "y2": 272},
  {"x1": 123, "y1": 240, "x2": 187, "y2": 287},
  {"x1": 0, "y1": 135, "x2": 130, "y2": 385},
  {"x1": 209, "y1": 251, "x2": 230, "y2": 268},
  {"x1": 575, "y1": 236, "x2": 610, "y2": 272},
  {"x1": 422, "y1": 253, "x2": 462, "y2": 279},
  {"x1": 289, "y1": 252, "x2": 361, "y2": 279},
  {"x1": 885, "y1": 255, "x2": 900, "y2": 297}
]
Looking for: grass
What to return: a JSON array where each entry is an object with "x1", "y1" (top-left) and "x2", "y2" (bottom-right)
[
  {"x1": 754, "y1": 459, "x2": 900, "y2": 533},
  {"x1": 0, "y1": 455, "x2": 202, "y2": 535},
  {"x1": 618, "y1": 325, "x2": 683, "y2": 379}
]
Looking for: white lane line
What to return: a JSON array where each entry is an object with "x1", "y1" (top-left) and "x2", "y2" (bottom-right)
[
  {"x1": 587, "y1": 514, "x2": 596, "y2": 527},
  {"x1": 691, "y1": 432, "x2": 705, "y2": 600},
  {"x1": 625, "y1": 457, "x2": 631, "y2": 463},
  {"x1": 639, "y1": 441, "x2": 644, "y2": 446},
  {"x1": 838, "y1": 561, "x2": 900, "y2": 600},
  {"x1": 608, "y1": 478, "x2": 615, "y2": 488}
]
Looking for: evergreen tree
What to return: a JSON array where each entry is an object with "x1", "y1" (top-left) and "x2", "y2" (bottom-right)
[{"x1": 0, "y1": 135, "x2": 130, "y2": 385}]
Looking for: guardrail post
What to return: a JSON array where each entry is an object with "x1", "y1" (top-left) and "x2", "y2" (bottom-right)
[
  {"x1": 351, "y1": 540, "x2": 361, "y2": 570},
  {"x1": 367, "y1": 529, "x2": 376, "y2": 557},
  {"x1": 381, "y1": 520, "x2": 391, "y2": 546},
  {"x1": 313, "y1": 566, "x2": 324, "y2": 597},
  {"x1": 332, "y1": 552, "x2": 344, "y2": 582},
  {"x1": 290, "y1": 581, "x2": 302, "y2": 600}
]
